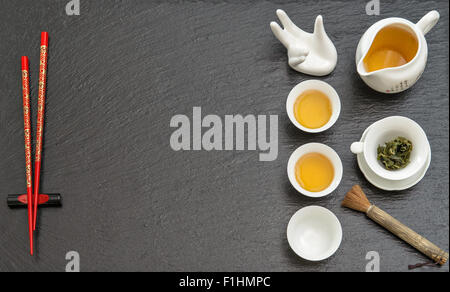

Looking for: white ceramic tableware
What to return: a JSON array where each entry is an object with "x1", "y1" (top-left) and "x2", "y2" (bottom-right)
[
  {"x1": 356, "y1": 10, "x2": 440, "y2": 93},
  {"x1": 286, "y1": 80, "x2": 341, "y2": 133},
  {"x1": 351, "y1": 116, "x2": 429, "y2": 181},
  {"x1": 287, "y1": 143, "x2": 343, "y2": 198},
  {"x1": 270, "y1": 9, "x2": 337, "y2": 76},
  {"x1": 356, "y1": 120, "x2": 431, "y2": 191},
  {"x1": 287, "y1": 206, "x2": 342, "y2": 261}
]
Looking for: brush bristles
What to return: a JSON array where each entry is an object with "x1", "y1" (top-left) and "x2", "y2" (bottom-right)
[{"x1": 342, "y1": 185, "x2": 372, "y2": 213}]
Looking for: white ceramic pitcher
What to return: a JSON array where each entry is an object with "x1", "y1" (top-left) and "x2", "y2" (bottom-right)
[{"x1": 356, "y1": 11, "x2": 440, "y2": 93}]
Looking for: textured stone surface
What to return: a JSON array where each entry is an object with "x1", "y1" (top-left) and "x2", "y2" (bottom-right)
[{"x1": 0, "y1": 0, "x2": 448, "y2": 272}]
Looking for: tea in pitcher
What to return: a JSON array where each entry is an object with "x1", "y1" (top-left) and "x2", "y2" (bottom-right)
[{"x1": 363, "y1": 25, "x2": 419, "y2": 73}]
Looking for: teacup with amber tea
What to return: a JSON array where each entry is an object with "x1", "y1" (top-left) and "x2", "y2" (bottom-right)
[
  {"x1": 286, "y1": 80, "x2": 341, "y2": 133},
  {"x1": 288, "y1": 143, "x2": 343, "y2": 198}
]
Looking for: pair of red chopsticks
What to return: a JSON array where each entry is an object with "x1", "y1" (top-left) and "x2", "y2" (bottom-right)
[{"x1": 20, "y1": 32, "x2": 49, "y2": 255}]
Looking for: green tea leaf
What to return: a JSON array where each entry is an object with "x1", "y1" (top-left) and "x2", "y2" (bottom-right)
[{"x1": 377, "y1": 137, "x2": 413, "y2": 171}]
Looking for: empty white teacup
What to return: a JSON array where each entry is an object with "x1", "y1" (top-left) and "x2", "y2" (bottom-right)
[
  {"x1": 287, "y1": 206, "x2": 343, "y2": 261},
  {"x1": 351, "y1": 116, "x2": 429, "y2": 181}
]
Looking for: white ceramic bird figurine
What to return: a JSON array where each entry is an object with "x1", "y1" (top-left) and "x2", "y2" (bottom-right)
[{"x1": 270, "y1": 9, "x2": 338, "y2": 76}]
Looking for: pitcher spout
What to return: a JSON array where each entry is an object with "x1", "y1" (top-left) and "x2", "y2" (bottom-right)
[
  {"x1": 357, "y1": 58, "x2": 371, "y2": 77},
  {"x1": 357, "y1": 57, "x2": 385, "y2": 78}
]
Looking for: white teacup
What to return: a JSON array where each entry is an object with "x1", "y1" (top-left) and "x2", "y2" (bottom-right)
[
  {"x1": 287, "y1": 143, "x2": 343, "y2": 197},
  {"x1": 286, "y1": 80, "x2": 341, "y2": 133},
  {"x1": 287, "y1": 206, "x2": 342, "y2": 261},
  {"x1": 351, "y1": 116, "x2": 429, "y2": 181}
]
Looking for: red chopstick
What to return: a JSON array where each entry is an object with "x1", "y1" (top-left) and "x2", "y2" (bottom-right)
[
  {"x1": 33, "y1": 32, "x2": 49, "y2": 230},
  {"x1": 21, "y1": 56, "x2": 34, "y2": 255}
]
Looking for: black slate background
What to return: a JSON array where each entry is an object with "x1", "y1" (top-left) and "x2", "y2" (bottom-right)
[{"x1": 0, "y1": 0, "x2": 448, "y2": 272}]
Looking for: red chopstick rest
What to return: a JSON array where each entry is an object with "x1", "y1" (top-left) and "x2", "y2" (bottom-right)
[{"x1": 7, "y1": 194, "x2": 62, "y2": 208}]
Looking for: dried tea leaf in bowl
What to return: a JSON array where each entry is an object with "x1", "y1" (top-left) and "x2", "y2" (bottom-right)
[{"x1": 377, "y1": 137, "x2": 413, "y2": 170}]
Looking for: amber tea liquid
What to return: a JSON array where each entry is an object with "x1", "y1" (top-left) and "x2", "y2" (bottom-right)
[
  {"x1": 294, "y1": 90, "x2": 332, "y2": 129},
  {"x1": 363, "y1": 25, "x2": 419, "y2": 73},
  {"x1": 295, "y1": 153, "x2": 334, "y2": 192}
]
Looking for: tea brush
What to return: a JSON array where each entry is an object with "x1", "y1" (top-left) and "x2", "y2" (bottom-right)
[{"x1": 342, "y1": 185, "x2": 448, "y2": 265}]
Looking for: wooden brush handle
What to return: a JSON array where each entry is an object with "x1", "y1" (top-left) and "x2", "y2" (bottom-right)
[{"x1": 367, "y1": 205, "x2": 448, "y2": 265}]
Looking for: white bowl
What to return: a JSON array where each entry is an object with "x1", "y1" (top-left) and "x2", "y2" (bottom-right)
[
  {"x1": 357, "y1": 123, "x2": 432, "y2": 191},
  {"x1": 351, "y1": 116, "x2": 429, "y2": 181},
  {"x1": 287, "y1": 143, "x2": 343, "y2": 198},
  {"x1": 287, "y1": 206, "x2": 343, "y2": 261},
  {"x1": 286, "y1": 80, "x2": 341, "y2": 133}
]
